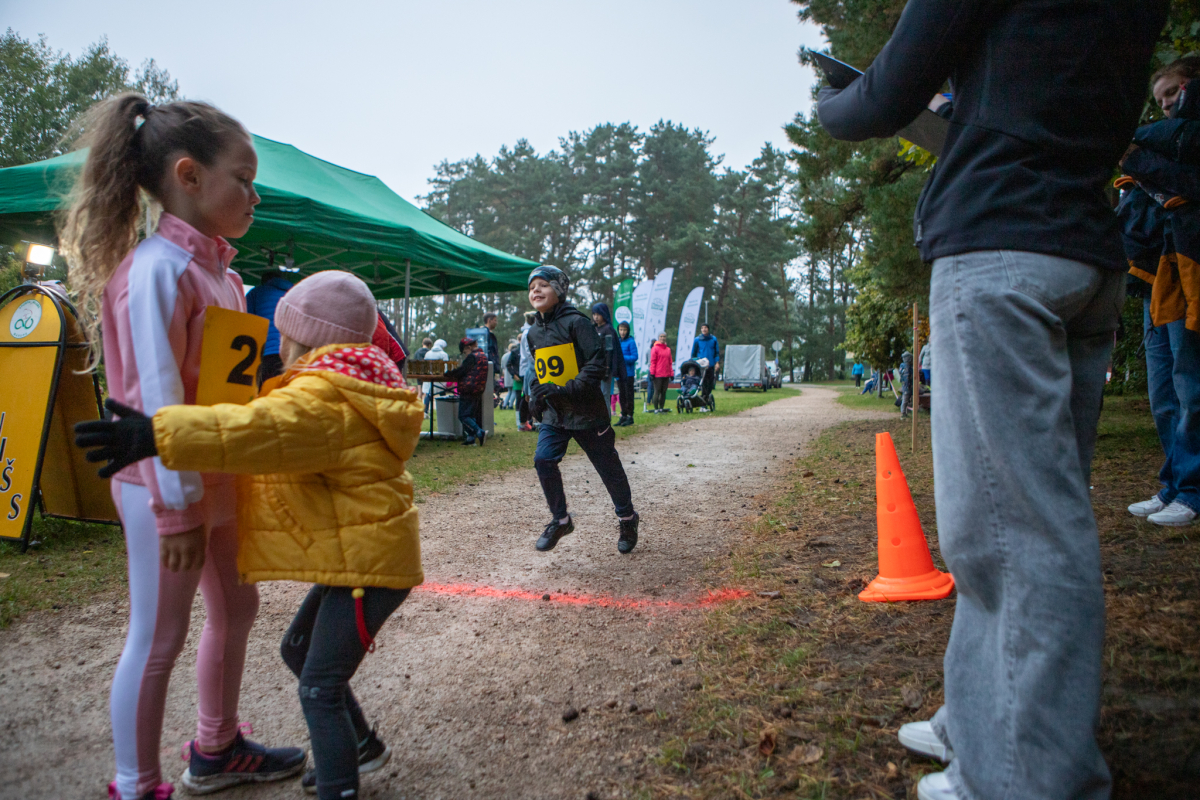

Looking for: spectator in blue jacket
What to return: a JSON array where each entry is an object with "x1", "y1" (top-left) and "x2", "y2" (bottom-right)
[
  {"x1": 690, "y1": 324, "x2": 720, "y2": 397},
  {"x1": 851, "y1": 361, "x2": 865, "y2": 387},
  {"x1": 245, "y1": 270, "x2": 294, "y2": 385},
  {"x1": 617, "y1": 322, "x2": 637, "y2": 426}
]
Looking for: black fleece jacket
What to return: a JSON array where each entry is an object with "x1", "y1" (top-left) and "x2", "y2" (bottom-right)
[
  {"x1": 526, "y1": 302, "x2": 611, "y2": 429},
  {"x1": 816, "y1": 0, "x2": 1167, "y2": 271}
]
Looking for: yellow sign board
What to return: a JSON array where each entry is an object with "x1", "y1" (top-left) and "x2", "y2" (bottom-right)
[
  {"x1": 533, "y1": 342, "x2": 580, "y2": 387},
  {"x1": 40, "y1": 309, "x2": 119, "y2": 524},
  {"x1": 0, "y1": 287, "x2": 118, "y2": 545},
  {"x1": 196, "y1": 307, "x2": 269, "y2": 406}
]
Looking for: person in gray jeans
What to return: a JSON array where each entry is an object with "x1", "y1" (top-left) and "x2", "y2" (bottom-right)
[{"x1": 816, "y1": 1, "x2": 1167, "y2": 798}]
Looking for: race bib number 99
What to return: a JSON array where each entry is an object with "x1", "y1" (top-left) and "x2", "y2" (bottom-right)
[
  {"x1": 534, "y1": 342, "x2": 579, "y2": 387},
  {"x1": 196, "y1": 307, "x2": 269, "y2": 406}
]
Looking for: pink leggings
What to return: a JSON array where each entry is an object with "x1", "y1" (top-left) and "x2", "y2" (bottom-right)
[{"x1": 111, "y1": 480, "x2": 259, "y2": 798}]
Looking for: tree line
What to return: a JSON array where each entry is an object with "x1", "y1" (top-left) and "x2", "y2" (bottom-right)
[{"x1": 414, "y1": 123, "x2": 831, "y2": 374}]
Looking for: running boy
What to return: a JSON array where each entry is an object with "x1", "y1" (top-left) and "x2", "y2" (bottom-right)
[{"x1": 525, "y1": 266, "x2": 639, "y2": 553}]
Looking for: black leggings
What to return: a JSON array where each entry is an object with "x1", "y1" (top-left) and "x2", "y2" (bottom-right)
[
  {"x1": 618, "y1": 376, "x2": 635, "y2": 417},
  {"x1": 651, "y1": 377, "x2": 669, "y2": 409},
  {"x1": 281, "y1": 585, "x2": 409, "y2": 800}
]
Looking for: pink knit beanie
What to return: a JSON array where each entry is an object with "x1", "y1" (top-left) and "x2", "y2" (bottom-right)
[{"x1": 274, "y1": 271, "x2": 378, "y2": 349}]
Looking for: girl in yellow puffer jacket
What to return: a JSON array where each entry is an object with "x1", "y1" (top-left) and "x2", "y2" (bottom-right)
[{"x1": 77, "y1": 271, "x2": 423, "y2": 800}]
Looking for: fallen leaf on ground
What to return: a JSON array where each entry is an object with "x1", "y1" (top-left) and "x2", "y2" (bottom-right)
[
  {"x1": 901, "y1": 685, "x2": 923, "y2": 709},
  {"x1": 0, "y1": 573, "x2": 9, "y2": 579},
  {"x1": 758, "y1": 730, "x2": 777, "y2": 757},
  {"x1": 790, "y1": 744, "x2": 823, "y2": 764},
  {"x1": 821, "y1": 560, "x2": 841, "y2": 568}
]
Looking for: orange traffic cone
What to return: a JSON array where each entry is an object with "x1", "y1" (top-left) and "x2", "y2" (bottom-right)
[{"x1": 859, "y1": 432, "x2": 954, "y2": 602}]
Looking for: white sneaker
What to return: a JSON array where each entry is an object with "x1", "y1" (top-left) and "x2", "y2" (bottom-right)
[
  {"x1": 1147, "y1": 501, "x2": 1197, "y2": 527},
  {"x1": 1128, "y1": 496, "x2": 1166, "y2": 517},
  {"x1": 898, "y1": 720, "x2": 954, "y2": 762},
  {"x1": 917, "y1": 772, "x2": 960, "y2": 800}
]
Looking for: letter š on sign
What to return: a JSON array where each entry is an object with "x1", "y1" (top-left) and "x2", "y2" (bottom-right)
[{"x1": 0, "y1": 413, "x2": 21, "y2": 521}]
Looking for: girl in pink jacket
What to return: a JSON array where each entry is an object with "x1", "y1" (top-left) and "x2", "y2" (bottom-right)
[{"x1": 61, "y1": 94, "x2": 303, "y2": 800}]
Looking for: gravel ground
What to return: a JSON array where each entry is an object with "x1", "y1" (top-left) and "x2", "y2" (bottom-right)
[{"x1": 0, "y1": 387, "x2": 883, "y2": 800}]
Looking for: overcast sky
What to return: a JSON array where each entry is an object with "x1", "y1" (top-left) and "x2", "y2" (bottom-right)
[{"x1": 5, "y1": 0, "x2": 826, "y2": 203}]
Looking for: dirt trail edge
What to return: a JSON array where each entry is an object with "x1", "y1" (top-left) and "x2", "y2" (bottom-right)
[{"x1": 0, "y1": 387, "x2": 886, "y2": 800}]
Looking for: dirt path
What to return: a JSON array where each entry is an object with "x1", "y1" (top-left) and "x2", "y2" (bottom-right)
[{"x1": 0, "y1": 387, "x2": 885, "y2": 800}]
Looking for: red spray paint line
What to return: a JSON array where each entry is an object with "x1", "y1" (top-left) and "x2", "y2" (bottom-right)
[{"x1": 414, "y1": 582, "x2": 753, "y2": 611}]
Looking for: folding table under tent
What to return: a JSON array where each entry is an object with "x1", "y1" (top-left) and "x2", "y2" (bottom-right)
[{"x1": 0, "y1": 134, "x2": 538, "y2": 327}]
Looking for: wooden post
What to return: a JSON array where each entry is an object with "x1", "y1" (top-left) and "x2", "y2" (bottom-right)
[{"x1": 912, "y1": 303, "x2": 919, "y2": 452}]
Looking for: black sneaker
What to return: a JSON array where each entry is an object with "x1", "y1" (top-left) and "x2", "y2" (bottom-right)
[
  {"x1": 301, "y1": 728, "x2": 392, "y2": 794},
  {"x1": 536, "y1": 517, "x2": 574, "y2": 551},
  {"x1": 180, "y1": 729, "x2": 306, "y2": 794},
  {"x1": 461, "y1": 437, "x2": 476, "y2": 446},
  {"x1": 617, "y1": 512, "x2": 640, "y2": 554}
]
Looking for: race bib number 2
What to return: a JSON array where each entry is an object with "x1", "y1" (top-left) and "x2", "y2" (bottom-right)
[
  {"x1": 534, "y1": 342, "x2": 579, "y2": 387},
  {"x1": 196, "y1": 307, "x2": 269, "y2": 406}
]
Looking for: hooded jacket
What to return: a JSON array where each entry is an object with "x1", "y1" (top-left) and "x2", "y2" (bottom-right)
[
  {"x1": 691, "y1": 333, "x2": 719, "y2": 366},
  {"x1": 151, "y1": 344, "x2": 425, "y2": 589},
  {"x1": 526, "y1": 301, "x2": 610, "y2": 429},
  {"x1": 816, "y1": 0, "x2": 1167, "y2": 272},
  {"x1": 649, "y1": 340, "x2": 674, "y2": 378},
  {"x1": 590, "y1": 302, "x2": 627, "y2": 380},
  {"x1": 1117, "y1": 78, "x2": 1200, "y2": 332},
  {"x1": 424, "y1": 339, "x2": 448, "y2": 360},
  {"x1": 620, "y1": 333, "x2": 638, "y2": 371}
]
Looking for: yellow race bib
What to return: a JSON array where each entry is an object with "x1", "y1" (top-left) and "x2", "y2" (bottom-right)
[
  {"x1": 534, "y1": 342, "x2": 579, "y2": 387},
  {"x1": 196, "y1": 307, "x2": 269, "y2": 406}
]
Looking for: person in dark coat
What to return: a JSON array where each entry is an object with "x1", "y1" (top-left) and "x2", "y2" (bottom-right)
[
  {"x1": 815, "y1": 2, "x2": 1167, "y2": 798},
  {"x1": 526, "y1": 267, "x2": 638, "y2": 554},
  {"x1": 442, "y1": 338, "x2": 489, "y2": 446},
  {"x1": 1116, "y1": 58, "x2": 1200, "y2": 528},
  {"x1": 590, "y1": 302, "x2": 626, "y2": 422}
]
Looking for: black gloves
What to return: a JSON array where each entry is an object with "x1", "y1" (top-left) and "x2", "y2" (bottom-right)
[
  {"x1": 529, "y1": 382, "x2": 563, "y2": 420},
  {"x1": 74, "y1": 399, "x2": 158, "y2": 479}
]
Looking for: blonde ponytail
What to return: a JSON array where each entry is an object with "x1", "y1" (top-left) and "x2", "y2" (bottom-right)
[{"x1": 58, "y1": 93, "x2": 247, "y2": 369}]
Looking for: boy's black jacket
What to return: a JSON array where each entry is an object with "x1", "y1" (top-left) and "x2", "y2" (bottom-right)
[{"x1": 527, "y1": 301, "x2": 610, "y2": 429}]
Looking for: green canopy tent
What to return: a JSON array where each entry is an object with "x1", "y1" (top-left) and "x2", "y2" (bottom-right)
[{"x1": 0, "y1": 134, "x2": 537, "y2": 338}]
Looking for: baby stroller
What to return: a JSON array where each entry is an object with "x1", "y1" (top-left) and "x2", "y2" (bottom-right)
[{"x1": 676, "y1": 359, "x2": 716, "y2": 413}]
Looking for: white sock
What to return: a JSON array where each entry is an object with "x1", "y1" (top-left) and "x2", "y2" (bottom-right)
[{"x1": 559, "y1": 516, "x2": 570, "y2": 525}]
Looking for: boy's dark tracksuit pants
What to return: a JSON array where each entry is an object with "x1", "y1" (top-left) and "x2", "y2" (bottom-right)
[
  {"x1": 281, "y1": 585, "x2": 408, "y2": 800},
  {"x1": 535, "y1": 423, "x2": 634, "y2": 520}
]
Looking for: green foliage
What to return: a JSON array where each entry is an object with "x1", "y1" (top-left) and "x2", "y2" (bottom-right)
[
  {"x1": 1106, "y1": 296, "x2": 1149, "y2": 397},
  {"x1": 0, "y1": 29, "x2": 179, "y2": 168},
  {"x1": 842, "y1": 278, "x2": 910, "y2": 369}
]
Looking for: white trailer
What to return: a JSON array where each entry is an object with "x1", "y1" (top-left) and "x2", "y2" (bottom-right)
[{"x1": 722, "y1": 344, "x2": 769, "y2": 392}]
